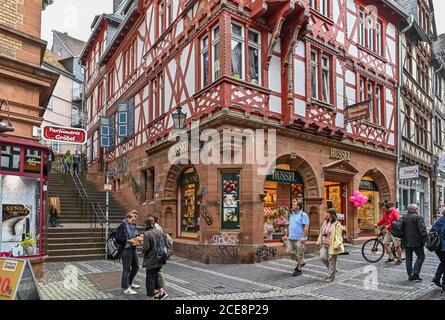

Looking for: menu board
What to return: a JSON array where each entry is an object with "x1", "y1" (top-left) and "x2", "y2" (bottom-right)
[
  {"x1": 0, "y1": 258, "x2": 41, "y2": 300},
  {"x1": 221, "y1": 173, "x2": 240, "y2": 230}
]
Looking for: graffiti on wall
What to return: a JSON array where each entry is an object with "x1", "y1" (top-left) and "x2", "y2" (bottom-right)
[
  {"x1": 200, "y1": 205, "x2": 213, "y2": 226},
  {"x1": 254, "y1": 245, "x2": 277, "y2": 258},
  {"x1": 210, "y1": 233, "x2": 239, "y2": 245}
]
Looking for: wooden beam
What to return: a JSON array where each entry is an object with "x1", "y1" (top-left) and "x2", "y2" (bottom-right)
[{"x1": 265, "y1": 15, "x2": 285, "y2": 71}]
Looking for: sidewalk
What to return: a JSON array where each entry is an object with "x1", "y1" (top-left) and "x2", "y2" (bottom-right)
[{"x1": 38, "y1": 245, "x2": 445, "y2": 300}]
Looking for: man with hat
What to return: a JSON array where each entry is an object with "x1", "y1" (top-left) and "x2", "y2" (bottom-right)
[{"x1": 376, "y1": 200, "x2": 402, "y2": 264}]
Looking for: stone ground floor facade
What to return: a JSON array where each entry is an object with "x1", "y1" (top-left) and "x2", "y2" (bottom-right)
[
  {"x1": 38, "y1": 245, "x2": 444, "y2": 300},
  {"x1": 90, "y1": 115, "x2": 397, "y2": 264}
]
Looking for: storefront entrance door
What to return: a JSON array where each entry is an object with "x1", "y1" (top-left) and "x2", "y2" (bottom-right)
[{"x1": 324, "y1": 181, "x2": 346, "y2": 226}]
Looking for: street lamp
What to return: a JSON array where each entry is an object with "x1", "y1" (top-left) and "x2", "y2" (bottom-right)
[
  {"x1": 172, "y1": 106, "x2": 187, "y2": 130},
  {"x1": 0, "y1": 99, "x2": 14, "y2": 133}
]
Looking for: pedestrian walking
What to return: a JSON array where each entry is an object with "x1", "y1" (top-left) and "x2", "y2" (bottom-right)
[
  {"x1": 317, "y1": 209, "x2": 345, "y2": 282},
  {"x1": 73, "y1": 150, "x2": 81, "y2": 175},
  {"x1": 49, "y1": 205, "x2": 58, "y2": 227},
  {"x1": 142, "y1": 216, "x2": 169, "y2": 300},
  {"x1": 284, "y1": 199, "x2": 309, "y2": 276},
  {"x1": 151, "y1": 216, "x2": 171, "y2": 299},
  {"x1": 432, "y1": 209, "x2": 445, "y2": 290},
  {"x1": 377, "y1": 200, "x2": 402, "y2": 264},
  {"x1": 115, "y1": 210, "x2": 143, "y2": 295},
  {"x1": 63, "y1": 150, "x2": 74, "y2": 174},
  {"x1": 401, "y1": 204, "x2": 428, "y2": 282}
]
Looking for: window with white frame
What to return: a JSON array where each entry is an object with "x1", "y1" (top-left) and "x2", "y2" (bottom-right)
[
  {"x1": 360, "y1": 76, "x2": 384, "y2": 125},
  {"x1": 310, "y1": 0, "x2": 330, "y2": 16},
  {"x1": 310, "y1": 49, "x2": 331, "y2": 103},
  {"x1": 359, "y1": 9, "x2": 383, "y2": 56},
  {"x1": 231, "y1": 23, "x2": 244, "y2": 79},
  {"x1": 248, "y1": 30, "x2": 261, "y2": 85},
  {"x1": 201, "y1": 36, "x2": 209, "y2": 87},
  {"x1": 213, "y1": 26, "x2": 220, "y2": 81}
]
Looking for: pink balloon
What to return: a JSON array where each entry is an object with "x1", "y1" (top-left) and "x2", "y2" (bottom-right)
[
  {"x1": 354, "y1": 201, "x2": 361, "y2": 208},
  {"x1": 363, "y1": 196, "x2": 369, "y2": 203},
  {"x1": 354, "y1": 191, "x2": 361, "y2": 197},
  {"x1": 356, "y1": 195, "x2": 364, "y2": 203},
  {"x1": 349, "y1": 196, "x2": 356, "y2": 204}
]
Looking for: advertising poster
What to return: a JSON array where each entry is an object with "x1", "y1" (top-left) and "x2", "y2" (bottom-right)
[
  {"x1": 1, "y1": 205, "x2": 31, "y2": 242},
  {"x1": 221, "y1": 173, "x2": 240, "y2": 230}
]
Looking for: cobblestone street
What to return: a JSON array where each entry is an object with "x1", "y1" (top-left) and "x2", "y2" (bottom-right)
[{"x1": 37, "y1": 245, "x2": 445, "y2": 300}]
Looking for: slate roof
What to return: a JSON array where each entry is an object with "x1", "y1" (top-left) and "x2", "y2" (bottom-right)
[{"x1": 53, "y1": 30, "x2": 86, "y2": 57}]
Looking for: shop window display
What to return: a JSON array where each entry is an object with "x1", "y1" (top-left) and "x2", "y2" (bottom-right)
[
  {"x1": 324, "y1": 181, "x2": 346, "y2": 225},
  {"x1": 358, "y1": 177, "x2": 380, "y2": 235},
  {"x1": 221, "y1": 173, "x2": 240, "y2": 230},
  {"x1": 178, "y1": 168, "x2": 200, "y2": 238}
]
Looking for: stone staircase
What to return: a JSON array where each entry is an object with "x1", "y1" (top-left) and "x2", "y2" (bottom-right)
[{"x1": 46, "y1": 171, "x2": 126, "y2": 262}]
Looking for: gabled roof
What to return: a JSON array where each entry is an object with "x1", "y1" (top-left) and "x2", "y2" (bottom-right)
[
  {"x1": 79, "y1": 13, "x2": 124, "y2": 65},
  {"x1": 52, "y1": 30, "x2": 86, "y2": 58},
  {"x1": 394, "y1": 0, "x2": 437, "y2": 41},
  {"x1": 43, "y1": 49, "x2": 66, "y2": 71}
]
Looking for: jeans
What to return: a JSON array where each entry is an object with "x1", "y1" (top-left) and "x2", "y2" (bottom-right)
[
  {"x1": 73, "y1": 163, "x2": 79, "y2": 174},
  {"x1": 121, "y1": 247, "x2": 139, "y2": 289},
  {"x1": 405, "y1": 247, "x2": 425, "y2": 278},
  {"x1": 146, "y1": 267, "x2": 162, "y2": 297},
  {"x1": 435, "y1": 250, "x2": 445, "y2": 283},
  {"x1": 320, "y1": 246, "x2": 338, "y2": 279}
]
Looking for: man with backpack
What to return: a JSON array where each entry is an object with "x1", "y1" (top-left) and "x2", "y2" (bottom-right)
[
  {"x1": 401, "y1": 204, "x2": 428, "y2": 282},
  {"x1": 377, "y1": 201, "x2": 402, "y2": 264},
  {"x1": 142, "y1": 216, "x2": 170, "y2": 300},
  {"x1": 431, "y1": 209, "x2": 445, "y2": 290}
]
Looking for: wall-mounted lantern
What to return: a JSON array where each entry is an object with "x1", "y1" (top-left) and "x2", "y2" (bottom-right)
[{"x1": 0, "y1": 100, "x2": 15, "y2": 133}]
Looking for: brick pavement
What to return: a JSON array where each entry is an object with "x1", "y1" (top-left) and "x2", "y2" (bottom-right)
[{"x1": 37, "y1": 245, "x2": 445, "y2": 300}]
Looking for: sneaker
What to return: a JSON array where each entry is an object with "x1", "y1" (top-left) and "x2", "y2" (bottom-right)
[
  {"x1": 292, "y1": 270, "x2": 302, "y2": 277},
  {"x1": 433, "y1": 278, "x2": 442, "y2": 288},
  {"x1": 123, "y1": 288, "x2": 138, "y2": 295},
  {"x1": 325, "y1": 278, "x2": 334, "y2": 283},
  {"x1": 395, "y1": 259, "x2": 402, "y2": 265},
  {"x1": 385, "y1": 257, "x2": 394, "y2": 263},
  {"x1": 411, "y1": 275, "x2": 423, "y2": 282},
  {"x1": 157, "y1": 292, "x2": 169, "y2": 300},
  {"x1": 131, "y1": 284, "x2": 141, "y2": 289}
]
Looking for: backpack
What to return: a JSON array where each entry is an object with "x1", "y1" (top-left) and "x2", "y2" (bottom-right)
[
  {"x1": 425, "y1": 230, "x2": 442, "y2": 252},
  {"x1": 391, "y1": 218, "x2": 404, "y2": 239},
  {"x1": 106, "y1": 231, "x2": 121, "y2": 260},
  {"x1": 154, "y1": 233, "x2": 169, "y2": 263}
]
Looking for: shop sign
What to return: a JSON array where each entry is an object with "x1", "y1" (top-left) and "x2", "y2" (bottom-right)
[
  {"x1": 42, "y1": 125, "x2": 87, "y2": 145},
  {"x1": 330, "y1": 148, "x2": 351, "y2": 160},
  {"x1": 104, "y1": 184, "x2": 112, "y2": 191},
  {"x1": 180, "y1": 172, "x2": 199, "y2": 186},
  {"x1": 359, "y1": 180, "x2": 378, "y2": 192},
  {"x1": 2, "y1": 205, "x2": 31, "y2": 219},
  {"x1": 221, "y1": 173, "x2": 240, "y2": 230},
  {"x1": 0, "y1": 258, "x2": 41, "y2": 300},
  {"x1": 344, "y1": 100, "x2": 370, "y2": 123},
  {"x1": 24, "y1": 157, "x2": 40, "y2": 173},
  {"x1": 266, "y1": 169, "x2": 303, "y2": 184},
  {"x1": 400, "y1": 166, "x2": 419, "y2": 180}
]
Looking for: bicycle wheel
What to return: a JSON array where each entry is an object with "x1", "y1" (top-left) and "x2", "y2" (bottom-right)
[{"x1": 362, "y1": 239, "x2": 385, "y2": 263}]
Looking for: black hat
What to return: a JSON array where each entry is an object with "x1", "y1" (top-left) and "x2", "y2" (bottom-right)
[{"x1": 381, "y1": 200, "x2": 391, "y2": 209}]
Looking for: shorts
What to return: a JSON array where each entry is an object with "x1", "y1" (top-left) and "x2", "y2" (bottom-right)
[{"x1": 383, "y1": 232, "x2": 401, "y2": 247}]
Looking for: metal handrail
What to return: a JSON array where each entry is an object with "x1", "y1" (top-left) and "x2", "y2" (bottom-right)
[{"x1": 90, "y1": 202, "x2": 106, "y2": 229}]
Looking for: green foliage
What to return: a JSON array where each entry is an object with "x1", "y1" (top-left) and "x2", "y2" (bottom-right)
[
  {"x1": 21, "y1": 234, "x2": 36, "y2": 251},
  {"x1": 42, "y1": 0, "x2": 54, "y2": 10}
]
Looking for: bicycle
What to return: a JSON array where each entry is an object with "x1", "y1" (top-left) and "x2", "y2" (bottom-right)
[{"x1": 361, "y1": 226, "x2": 405, "y2": 263}]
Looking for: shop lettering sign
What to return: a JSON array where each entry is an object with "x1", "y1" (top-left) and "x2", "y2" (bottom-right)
[
  {"x1": 42, "y1": 125, "x2": 87, "y2": 145},
  {"x1": 330, "y1": 148, "x2": 351, "y2": 160},
  {"x1": 344, "y1": 100, "x2": 370, "y2": 123},
  {"x1": 0, "y1": 258, "x2": 41, "y2": 300},
  {"x1": 359, "y1": 180, "x2": 378, "y2": 192},
  {"x1": 266, "y1": 169, "x2": 303, "y2": 184},
  {"x1": 400, "y1": 166, "x2": 419, "y2": 180},
  {"x1": 2, "y1": 205, "x2": 30, "y2": 218}
]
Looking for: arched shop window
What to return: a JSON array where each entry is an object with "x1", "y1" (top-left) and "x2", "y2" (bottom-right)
[
  {"x1": 178, "y1": 168, "x2": 200, "y2": 239},
  {"x1": 263, "y1": 164, "x2": 304, "y2": 242},
  {"x1": 358, "y1": 177, "x2": 380, "y2": 235}
]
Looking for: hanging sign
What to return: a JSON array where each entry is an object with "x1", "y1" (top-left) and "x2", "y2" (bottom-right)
[
  {"x1": 42, "y1": 125, "x2": 87, "y2": 145},
  {"x1": 344, "y1": 100, "x2": 370, "y2": 123},
  {"x1": 0, "y1": 258, "x2": 42, "y2": 300},
  {"x1": 266, "y1": 169, "x2": 303, "y2": 184}
]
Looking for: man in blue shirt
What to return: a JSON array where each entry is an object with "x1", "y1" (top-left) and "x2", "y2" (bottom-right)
[{"x1": 284, "y1": 199, "x2": 309, "y2": 276}]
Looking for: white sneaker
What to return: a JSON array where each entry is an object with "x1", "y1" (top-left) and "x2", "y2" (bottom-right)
[
  {"x1": 131, "y1": 284, "x2": 141, "y2": 289},
  {"x1": 123, "y1": 288, "x2": 138, "y2": 295}
]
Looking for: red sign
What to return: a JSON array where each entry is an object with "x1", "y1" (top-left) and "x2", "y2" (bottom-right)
[
  {"x1": 42, "y1": 126, "x2": 87, "y2": 144},
  {"x1": 345, "y1": 100, "x2": 371, "y2": 123}
]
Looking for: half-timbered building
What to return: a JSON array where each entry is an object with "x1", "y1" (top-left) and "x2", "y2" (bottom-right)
[
  {"x1": 81, "y1": 0, "x2": 407, "y2": 263},
  {"x1": 396, "y1": 0, "x2": 435, "y2": 224}
]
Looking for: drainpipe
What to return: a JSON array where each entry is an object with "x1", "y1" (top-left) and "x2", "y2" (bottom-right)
[{"x1": 396, "y1": 15, "x2": 414, "y2": 211}]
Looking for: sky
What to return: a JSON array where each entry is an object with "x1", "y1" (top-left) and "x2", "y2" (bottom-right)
[
  {"x1": 41, "y1": 0, "x2": 113, "y2": 49},
  {"x1": 41, "y1": 0, "x2": 445, "y2": 49}
]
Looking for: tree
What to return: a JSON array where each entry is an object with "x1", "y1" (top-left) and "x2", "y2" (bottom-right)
[{"x1": 42, "y1": 0, "x2": 54, "y2": 10}]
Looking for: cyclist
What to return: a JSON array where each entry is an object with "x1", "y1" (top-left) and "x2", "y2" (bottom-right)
[{"x1": 376, "y1": 201, "x2": 402, "y2": 264}]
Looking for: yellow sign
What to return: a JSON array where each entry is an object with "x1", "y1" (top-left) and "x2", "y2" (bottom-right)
[
  {"x1": 330, "y1": 148, "x2": 351, "y2": 160},
  {"x1": 0, "y1": 258, "x2": 41, "y2": 300},
  {"x1": 0, "y1": 259, "x2": 25, "y2": 300}
]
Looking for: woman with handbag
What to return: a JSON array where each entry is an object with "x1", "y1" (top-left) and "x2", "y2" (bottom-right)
[{"x1": 317, "y1": 209, "x2": 345, "y2": 282}]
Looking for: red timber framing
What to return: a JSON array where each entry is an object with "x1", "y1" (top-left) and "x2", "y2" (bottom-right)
[{"x1": 81, "y1": 0, "x2": 405, "y2": 167}]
